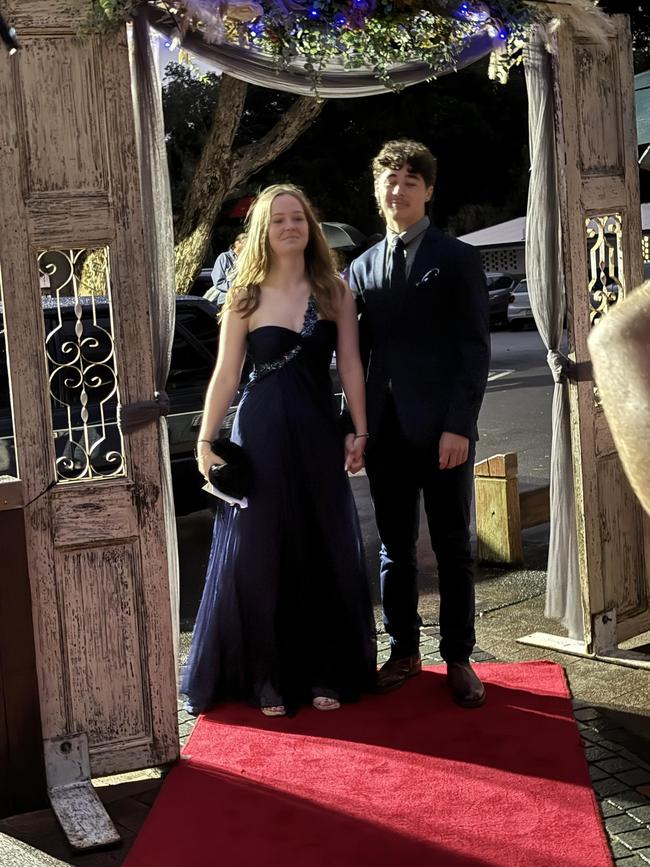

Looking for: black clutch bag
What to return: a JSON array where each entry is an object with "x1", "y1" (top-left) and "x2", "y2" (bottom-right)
[{"x1": 207, "y1": 438, "x2": 252, "y2": 501}]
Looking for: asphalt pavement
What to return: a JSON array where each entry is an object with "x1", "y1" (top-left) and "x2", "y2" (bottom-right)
[{"x1": 478, "y1": 325, "x2": 553, "y2": 482}]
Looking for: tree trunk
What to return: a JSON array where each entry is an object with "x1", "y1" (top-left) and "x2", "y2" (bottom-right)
[
  {"x1": 78, "y1": 248, "x2": 109, "y2": 296},
  {"x1": 174, "y1": 75, "x2": 248, "y2": 294},
  {"x1": 174, "y1": 76, "x2": 325, "y2": 294}
]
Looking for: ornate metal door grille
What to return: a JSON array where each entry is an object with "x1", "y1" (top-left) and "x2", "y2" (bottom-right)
[
  {"x1": 586, "y1": 213, "x2": 625, "y2": 327},
  {"x1": 38, "y1": 248, "x2": 126, "y2": 483}
]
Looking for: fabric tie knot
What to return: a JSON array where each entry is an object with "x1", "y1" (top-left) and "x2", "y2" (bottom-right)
[
  {"x1": 118, "y1": 390, "x2": 170, "y2": 434},
  {"x1": 547, "y1": 350, "x2": 569, "y2": 384}
]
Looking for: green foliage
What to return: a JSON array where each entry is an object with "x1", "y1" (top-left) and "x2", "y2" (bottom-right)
[
  {"x1": 83, "y1": 0, "x2": 139, "y2": 32},
  {"x1": 245, "y1": 1, "x2": 533, "y2": 88},
  {"x1": 162, "y1": 63, "x2": 222, "y2": 213},
  {"x1": 85, "y1": 0, "x2": 546, "y2": 89}
]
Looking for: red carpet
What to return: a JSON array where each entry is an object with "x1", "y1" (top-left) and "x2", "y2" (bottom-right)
[{"x1": 125, "y1": 662, "x2": 612, "y2": 867}]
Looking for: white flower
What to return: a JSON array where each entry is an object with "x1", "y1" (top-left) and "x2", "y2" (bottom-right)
[{"x1": 226, "y1": 0, "x2": 264, "y2": 21}]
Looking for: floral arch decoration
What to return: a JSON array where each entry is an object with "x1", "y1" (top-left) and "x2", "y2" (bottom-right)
[{"x1": 90, "y1": 0, "x2": 609, "y2": 93}]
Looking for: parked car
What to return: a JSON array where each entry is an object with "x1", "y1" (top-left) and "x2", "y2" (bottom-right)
[
  {"x1": 190, "y1": 267, "x2": 215, "y2": 297},
  {"x1": 508, "y1": 278, "x2": 535, "y2": 329},
  {"x1": 485, "y1": 272, "x2": 518, "y2": 328},
  {"x1": 166, "y1": 296, "x2": 247, "y2": 514},
  {"x1": 0, "y1": 295, "x2": 241, "y2": 515}
]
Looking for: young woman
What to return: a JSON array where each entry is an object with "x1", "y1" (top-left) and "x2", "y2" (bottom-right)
[{"x1": 182, "y1": 184, "x2": 376, "y2": 717}]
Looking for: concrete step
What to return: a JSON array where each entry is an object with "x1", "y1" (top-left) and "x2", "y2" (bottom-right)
[{"x1": 0, "y1": 833, "x2": 69, "y2": 866}]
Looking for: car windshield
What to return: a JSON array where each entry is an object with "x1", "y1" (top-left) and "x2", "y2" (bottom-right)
[
  {"x1": 487, "y1": 275, "x2": 513, "y2": 291},
  {"x1": 515, "y1": 281, "x2": 528, "y2": 294}
]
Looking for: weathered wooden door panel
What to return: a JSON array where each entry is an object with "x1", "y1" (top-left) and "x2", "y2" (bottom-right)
[
  {"x1": 16, "y1": 38, "x2": 110, "y2": 195},
  {"x1": 0, "y1": 2, "x2": 178, "y2": 775},
  {"x1": 553, "y1": 16, "x2": 650, "y2": 650}
]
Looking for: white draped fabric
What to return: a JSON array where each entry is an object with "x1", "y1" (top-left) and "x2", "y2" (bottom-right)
[
  {"x1": 130, "y1": 16, "x2": 181, "y2": 663},
  {"x1": 524, "y1": 31, "x2": 583, "y2": 639}
]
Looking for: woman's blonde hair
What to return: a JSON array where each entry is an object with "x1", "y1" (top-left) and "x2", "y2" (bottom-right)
[{"x1": 222, "y1": 184, "x2": 345, "y2": 320}]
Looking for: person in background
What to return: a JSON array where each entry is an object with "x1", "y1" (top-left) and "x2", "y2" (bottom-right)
[{"x1": 205, "y1": 232, "x2": 247, "y2": 305}]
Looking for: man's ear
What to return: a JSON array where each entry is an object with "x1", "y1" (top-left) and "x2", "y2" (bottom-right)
[
  {"x1": 425, "y1": 185, "x2": 434, "y2": 203},
  {"x1": 374, "y1": 181, "x2": 385, "y2": 215}
]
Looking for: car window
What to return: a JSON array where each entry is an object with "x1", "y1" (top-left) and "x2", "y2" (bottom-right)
[
  {"x1": 168, "y1": 305, "x2": 217, "y2": 392},
  {"x1": 515, "y1": 281, "x2": 528, "y2": 294},
  {"x1": 176, "y1": 307, "x2": 218, "y2": 351}
]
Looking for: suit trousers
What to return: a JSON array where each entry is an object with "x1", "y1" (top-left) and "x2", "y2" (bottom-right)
[{"x1": 365, "y1": 397, "x2": 476, "y2": 663}]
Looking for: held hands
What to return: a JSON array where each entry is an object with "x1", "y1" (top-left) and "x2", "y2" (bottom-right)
[
  {"x1": 344, "y1": 433, "x2": 366, "y2": 475},
  {"x1": 439, "y1": 432, "x2": 469, "y2": 470}
]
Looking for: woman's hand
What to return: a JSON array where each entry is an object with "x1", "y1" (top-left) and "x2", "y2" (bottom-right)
[
  {"x1": 345, "y1": 433, "x2": 366, "y2": 475},
  {"x1": 196, "y1": 448, "x2": 225, "y2": 481}
]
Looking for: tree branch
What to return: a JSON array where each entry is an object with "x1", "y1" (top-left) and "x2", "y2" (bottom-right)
[{"x1": 230, "y1": 95, "x2": 325, "y2": 189}]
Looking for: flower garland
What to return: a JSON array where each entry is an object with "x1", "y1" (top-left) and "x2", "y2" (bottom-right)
[
  {"x1": 244, "y1": 0, "x2": 509, "y2": 84},
  {"x1": 87, "y1": 0, "x2": 607, "y2": 87}
]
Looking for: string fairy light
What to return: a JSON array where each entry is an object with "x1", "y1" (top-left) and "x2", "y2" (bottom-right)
[{"x1": 0, "y1": 11, "x2": 19, "y2": 55}]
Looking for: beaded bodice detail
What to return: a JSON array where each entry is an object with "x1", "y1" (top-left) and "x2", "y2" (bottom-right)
[{"x1": 247, "y1": 295, "x2": 320, "y2": 386}]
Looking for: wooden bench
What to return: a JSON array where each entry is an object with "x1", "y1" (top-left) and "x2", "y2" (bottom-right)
[{"x1": 474, "y1": 453, "x2": 550, "y2": 565}]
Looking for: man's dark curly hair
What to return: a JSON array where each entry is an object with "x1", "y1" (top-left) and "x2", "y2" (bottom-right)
[{"x1": 371, "y1": 139, "x2": 437, "y2": 189}]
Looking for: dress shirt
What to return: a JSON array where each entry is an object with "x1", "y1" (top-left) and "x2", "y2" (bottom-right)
[{"x1": 384, "y1": 215, "x2": 430, "y2": 282}]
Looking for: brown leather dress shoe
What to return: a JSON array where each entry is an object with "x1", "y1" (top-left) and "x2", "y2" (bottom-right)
[
  {"x1": 375, "y1": 654, "x2": 422, "y2": 693},
  {"x1": 447, "y1": 662, "x2": 486, "y2": 708}
]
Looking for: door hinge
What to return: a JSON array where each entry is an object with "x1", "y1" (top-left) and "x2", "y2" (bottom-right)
[
  {"x1": 44, "y1": 732, "x2": 120, "y2": 851},
  {"x1": 591, "y1": 608, "x2": 617, "y2": 655}
]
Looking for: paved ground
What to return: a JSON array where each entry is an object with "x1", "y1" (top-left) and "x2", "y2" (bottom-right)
[{"x1": 478, "y1": 326, "x2": 554, "y2": 483}]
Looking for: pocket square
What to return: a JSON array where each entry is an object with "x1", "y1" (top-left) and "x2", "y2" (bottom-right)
[{"x1": 416, "y1": 268, "x2": 440, "y2": 287}]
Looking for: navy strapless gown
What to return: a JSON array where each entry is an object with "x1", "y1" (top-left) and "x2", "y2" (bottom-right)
[{"x1": 182, "y1": 297, "x2": 377, "y2": 712}]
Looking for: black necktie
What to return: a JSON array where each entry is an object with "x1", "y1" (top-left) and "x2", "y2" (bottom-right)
[{"x1": 388, "y1": 237, "x2": 407, "y2": 292}]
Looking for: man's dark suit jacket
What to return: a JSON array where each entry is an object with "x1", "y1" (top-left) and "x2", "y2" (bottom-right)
[{"x1": 348, "y1": 226, "x2": 490, "y2": 449}]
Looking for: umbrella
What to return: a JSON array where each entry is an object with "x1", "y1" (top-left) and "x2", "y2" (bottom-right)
[{"x1": 320, "y1": 222, "x2": 366, "y2": 250}]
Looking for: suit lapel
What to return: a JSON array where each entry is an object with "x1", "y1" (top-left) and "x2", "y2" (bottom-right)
[{"x1": 372, "y1": 238, "x2": 387, "y2": 290}]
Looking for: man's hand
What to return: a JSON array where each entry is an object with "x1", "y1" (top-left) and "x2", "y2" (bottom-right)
[
  {"x1": 439, "y1": 432, "x2": 469, "y2": 470},
  {"x1": 345, "y1": 433, "x2": 366, "y2": 474}
]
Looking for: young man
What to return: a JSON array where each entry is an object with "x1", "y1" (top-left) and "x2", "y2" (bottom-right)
[{"x1": 347, "y1": 139, "x2": 490, "y2": 707}]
